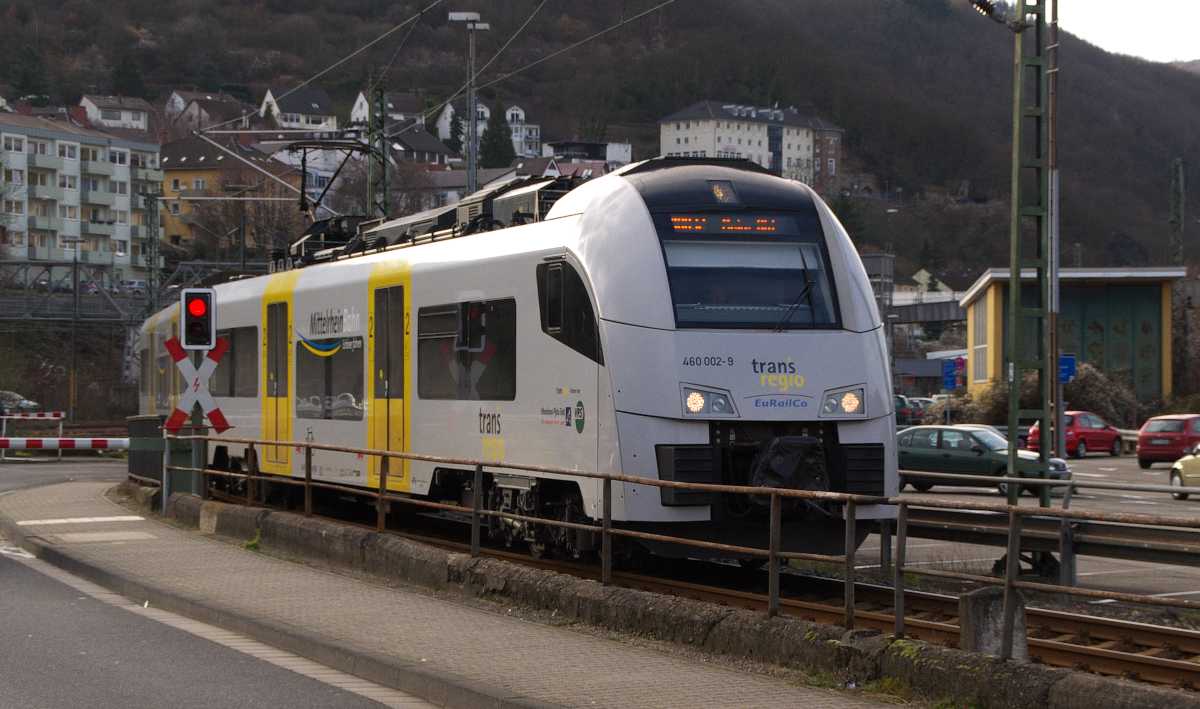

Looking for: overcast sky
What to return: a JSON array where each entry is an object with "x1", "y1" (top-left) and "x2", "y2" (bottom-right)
[{"x1": 1057, "y1": 0, "x2": 1199, "y2": 63}]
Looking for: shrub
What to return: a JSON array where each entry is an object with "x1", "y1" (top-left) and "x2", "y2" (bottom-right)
[{"x1": 917, "y1": 362, "x2": 1138, "y2": 427}]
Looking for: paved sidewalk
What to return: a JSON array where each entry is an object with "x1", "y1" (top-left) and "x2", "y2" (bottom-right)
[{"x1": 0, "y1": 482, "x2": 894, "y2": 709}]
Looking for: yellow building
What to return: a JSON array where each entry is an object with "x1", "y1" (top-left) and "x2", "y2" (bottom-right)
[
  {"x1": 960, "y1": 268, "x2": 1185, "y2": 401},
  {"x1": 159, "y1": 136, "x2": 300, "y2": 249}
]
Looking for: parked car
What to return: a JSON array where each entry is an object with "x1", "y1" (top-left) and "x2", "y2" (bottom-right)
[
  {"x1": 895, "y1": 395, "x2": 915, "y2": 426},
  {"x1": 1169, "y1": 444, "x2": 1200, "y2": 500},
  {"x1": 1137, "y1": 415, "x2": 1200, "y2": 469},
  {"x1": 119, "y1": 279, "x2": 148, "y2": 296},
  {"x1": 1027, "y1": 411, "x2": 1121, "y2": 458},
  {"x1": 909, "y1": 397, "x2": 936, "y2": 420},
  {"x1": 0, "y1": 390, "x2": 40, "y2": 413},
  {"x1": 898, "y1": 424, "x2": 1070, "y2": 494}
]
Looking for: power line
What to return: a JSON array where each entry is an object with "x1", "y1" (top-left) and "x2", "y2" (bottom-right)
[
  {"x1": 475, "y1": 0, "x2": 549, "y2": 80},
  {"x1": 385, "y1": 0, "x2": 672, "y2": 141},
  {"x1": 476, "y1": 0, "x2": 674, "y2": 91},
  {"x1": 384, "y1": 0, "x2": 548, "y2": 141},
  {"x1": 371, "y1": 4, "x2": 431, "y2": 93},
  {"x1": 202, "y1": 0, "x2": 447, "y2": 134}
]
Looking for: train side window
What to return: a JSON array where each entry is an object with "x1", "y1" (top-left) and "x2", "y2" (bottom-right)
[
  {"x1": 212, "y1": 330, "x2": 233, "y2": 396},
  {"x1": 418, "y1": 299, "x2": 516, "y2": 401},
  {"x1": 417, "y1": 305, "x2": 458, "y2": 400},
  {"x1": 295, "y1": 337, "x2": 364, "y2": 420},
  {"x1": 536, "y1": 262, "x2": 602, "y2": 364},
  {"x1": 232, "y1": 327, "x2": 258, "y2": 397},
  {"x1": 139, "y1": 348, "x2": 150, "y2": 399}
]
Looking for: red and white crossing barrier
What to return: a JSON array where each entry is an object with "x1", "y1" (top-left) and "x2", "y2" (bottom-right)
[
  {"x1": 1, "y1": 411, "x2": 65, "y2": 420},
  {"x1": 0, "y1": 438, "x2": 128, "y2": 450}
]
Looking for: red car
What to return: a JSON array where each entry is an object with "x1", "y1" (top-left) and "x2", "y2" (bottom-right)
[
  {"x1": 1137, "y1": 414, "x2": 1200, "y2": 469},
  {"x1": 1027, "y1": 411, "x2": 1121, "y2": 459}
]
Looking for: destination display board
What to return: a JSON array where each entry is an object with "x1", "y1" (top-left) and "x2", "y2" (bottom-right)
[{"x1": 668, "y1": 214, "x2": 801, "y2": 235}]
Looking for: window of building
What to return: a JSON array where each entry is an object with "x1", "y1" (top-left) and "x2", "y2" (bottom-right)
[
  {"x1": 57, "y1": 143, "x2": 77, "y2": 159},
  {"x1": 192, "y1": 178, "x2": 206, "y2": 191},
  {"x1": 211, "y1": 327, "x2": 259, "y2": 398},
  {"x1": 3, "y1": 199, "x2": 24, "y2": 214},
  {"x1": 109, "y1": 150, "x2": 128, "y2": 165},
  {"x1": 59, "y1": 174, "x2": 77, "y2": 190},
  {"x1": 675, "y1": 137, "x2": 680, "y2": 145},
  {"x1": 295, "y1": 336, "x2": 364, "y2": 420},
  {"x1": 827, "y1": 158, "x2": 836, "y2": 176},
  {"x1": 171, "y1": 178, "x2": 181, "y2": 191},
  {"x1": 58, "y1": 205, "x2": 78, "y2": 220},
  {"x1": 169, "y1": 202, "x2": 180, "y2": 215},
  {"x1": 109, "y1": 180, "x2": 128, "y2": 195},
  {"x1": 3, "y1": 136, "x2": 24, "y2": 152},
  {"x1": 116, "y1": 210, "x2": 128, "y2": 224},
  {"x1": 114, "y1": 240, "x2": 127, "y2": 256},
  {"x1": 536, "y1": 262, "x2": 602, "y2": 364},
  {"x1": 101, "y1": 109, "x2": 121, "y2": 121},
  {"x1": 972, "y1": 298, "x2": 988, "y2": 381},
  {"x1": 418, "y1": 299, "x2": 516, "y2": 400},
  {"x1": 81, "y1": 147, "x2": 101, "y2": 162},
  {"x1": 4, "y1": 168, "x2": 25, "y2": 185},
  {"x1": 28, "y1": 140, "x2": 48, "y2": 155}
]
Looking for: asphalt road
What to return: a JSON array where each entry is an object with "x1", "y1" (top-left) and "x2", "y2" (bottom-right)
[
  {"x1": 0, "y1": 554, "x2": 395, "y2": 709},
  {"x1": 0, "y1": 457, "x2": 127, "y2": 494},
  {"x1": 862, "y1": 452, "x2": 1200, "y2": 598},
  {"x1": 0, "y1": 459, "x2": 423, "y2": 708}
]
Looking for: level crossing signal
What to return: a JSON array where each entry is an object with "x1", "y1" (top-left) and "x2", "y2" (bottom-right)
[{"x1": 181, "y1": 288, "x2": 215, "y2": 350}]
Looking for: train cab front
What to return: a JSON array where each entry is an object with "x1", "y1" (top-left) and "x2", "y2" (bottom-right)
[{"x1": 580, "y1": 158, "x2": 898, "y2": 558}]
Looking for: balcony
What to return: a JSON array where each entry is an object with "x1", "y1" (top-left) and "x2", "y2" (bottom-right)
[
  {"x1": 132, "y1": 167, "x2": 161, "y2": 182},
  {"x1": 82, "y1": 190, "x2": 116, "y2": 207},
  {"x1": 131, "y1": 253, "x2": 165, "y2": 269},
  {"x1": 83, "y1": 221, "x2": 115, "y2": 237},
  {"x1": 28, "y1": 184, "x2": 64, "y2": 201},
  {"x1": 82, "y1": 159, "x2": 113, "y2": 176},
  {"x1": 78, "y1": 249, "x2": 114, "y2": 265},
  {"x1": 29, "y1": 153, "x2": 64, "y2": 171},
  {"x1": 0, "y1": 244, "x2": 29, "y2": 261},
  {"x1": 29, "y1": 215, "x2": 61, "y2": 232}
]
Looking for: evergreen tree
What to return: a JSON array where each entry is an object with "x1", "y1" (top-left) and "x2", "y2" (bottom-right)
[
  {"x1": 112, "y1": 51, "x2": 147, "y2": 98},
  {"x1": 478, "y1": 101, "x2": 515, "y2": 168},
  {"x1": 447, "y1": 110, "x2": 464, "y2": 154},
  {"x1": 14, "y1": 45, "x2": 49, "y2": 100}
]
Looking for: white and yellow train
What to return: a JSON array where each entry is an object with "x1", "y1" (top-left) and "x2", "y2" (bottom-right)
[{"x1": 138, "y1": 158, "x2": 897, "y2": 557}]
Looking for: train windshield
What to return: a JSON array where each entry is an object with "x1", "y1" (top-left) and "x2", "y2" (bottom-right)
[{"x1": 656, "y1": 213, "x2": 838, "y2": 329}]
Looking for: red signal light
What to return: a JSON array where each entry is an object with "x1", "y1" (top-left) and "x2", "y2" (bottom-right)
[{"x1": 187, "y1": 297, "x2": 207, "y2": 318}]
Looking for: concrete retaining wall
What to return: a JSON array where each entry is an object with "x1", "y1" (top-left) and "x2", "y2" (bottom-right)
[{"x1": 146, "y1": 487, "x2": 1199, "y2": 709}]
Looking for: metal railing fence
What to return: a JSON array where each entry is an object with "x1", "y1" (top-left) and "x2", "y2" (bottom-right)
[{"x1": 152, "y1": 433, "x2": 1200, "y2": 661}]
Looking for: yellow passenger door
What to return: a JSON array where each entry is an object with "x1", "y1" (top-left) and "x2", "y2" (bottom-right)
[{"x1": 369, "y1": 285, "x2": 407, "y2": 490}]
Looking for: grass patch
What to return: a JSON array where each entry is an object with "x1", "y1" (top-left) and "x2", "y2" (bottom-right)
[{"x1": 243, "y1": 530, "x2": 261, "y2": 551}]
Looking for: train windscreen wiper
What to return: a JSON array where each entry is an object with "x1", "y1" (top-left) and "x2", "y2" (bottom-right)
[{"x1": 773, "y1": 247, "x2": 816, "y2": 332}]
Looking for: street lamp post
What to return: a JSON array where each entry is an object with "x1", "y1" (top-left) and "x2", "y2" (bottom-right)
[{"x1": 449, "y1": 11, "x2": 489, "y2": 195}]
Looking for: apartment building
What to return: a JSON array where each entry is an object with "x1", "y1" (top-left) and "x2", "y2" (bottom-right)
[
  {"x1": 159, "y1": 135, "x2": 300, "y2": 247},
  {"x1": 434, "y1": 101, "x2": 541, "y2": 159},
  {"x1": 659, "y1": 101, "x2": 844, "y2": 191},
  {"x1": 259, "y1": 87, "x2": 338, "y2": 131},
  {"x1": 80, "y1": 95, "x2": 154, "y2": 132},
  {"x1": 0, "y1": 112, "x2": 163, "y2": 281},
  {"x1": 349, "y1": 90, "x2": 426, "y2": 128}
]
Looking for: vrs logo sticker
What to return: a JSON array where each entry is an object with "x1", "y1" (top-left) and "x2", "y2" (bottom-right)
[{"x1": 574, "y1": 401, "x2": 585, "y2": 434}]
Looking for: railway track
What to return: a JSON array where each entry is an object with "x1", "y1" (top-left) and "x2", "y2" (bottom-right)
[{"x1": 204, "y1": 487, "x2": 1200, "y2": 689}]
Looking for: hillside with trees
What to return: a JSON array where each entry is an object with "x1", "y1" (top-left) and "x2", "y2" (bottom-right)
[{"x1": 2, "y1": 0, "x2": 1198, "y2": 279}]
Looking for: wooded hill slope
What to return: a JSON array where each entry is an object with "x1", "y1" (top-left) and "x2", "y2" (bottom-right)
[{"x1": 3, "y1": 0, "x2": 1197, "y2": 277}]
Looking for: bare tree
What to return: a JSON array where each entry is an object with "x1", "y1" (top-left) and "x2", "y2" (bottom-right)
[{"x1": 186, "y1": 167, "x2": 309, "y2": 260}]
